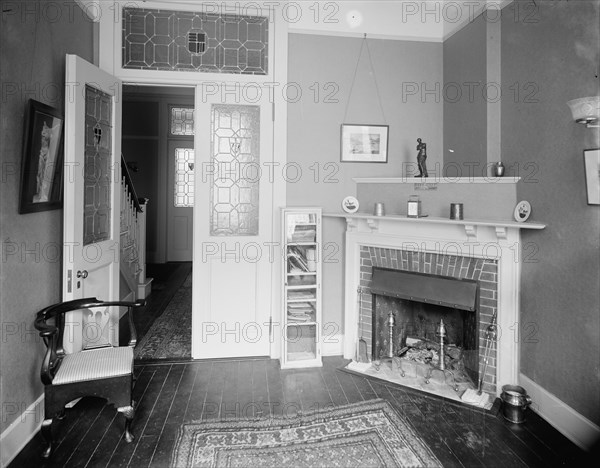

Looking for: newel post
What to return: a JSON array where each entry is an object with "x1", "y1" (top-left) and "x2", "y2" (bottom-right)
[{"x1": 136, "y1": 199, "x2": 153, "y2": 299}]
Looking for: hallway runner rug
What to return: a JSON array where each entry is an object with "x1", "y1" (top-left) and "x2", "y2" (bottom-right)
[
  {"x1": 170, "y1": 399, "x2": 442, "y2": 468},
  {"x1": 134, "y1": 273, "x2": 192, "y2": 360}
]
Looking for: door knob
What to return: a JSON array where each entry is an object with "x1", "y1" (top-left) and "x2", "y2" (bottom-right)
[{"x1": 77, "y1": 270, "x2": 88, "y2": 279}]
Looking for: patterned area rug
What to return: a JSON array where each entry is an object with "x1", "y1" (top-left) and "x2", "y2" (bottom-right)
[
  {"x1": 134, "y1": 273, "x2": 192, "y2": 359},
  {"x1": 171, "y1": 399, "x2": 441, "y2": 468}
]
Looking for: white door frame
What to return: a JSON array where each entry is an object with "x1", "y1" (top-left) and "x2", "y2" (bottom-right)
[{"x1": 96, "y1": 1, "x2": 288, "y2": 359}]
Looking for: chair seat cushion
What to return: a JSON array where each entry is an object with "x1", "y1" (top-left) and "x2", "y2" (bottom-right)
[{"x1": 53, "y1": 347, "x2": 133, "y2": 385}]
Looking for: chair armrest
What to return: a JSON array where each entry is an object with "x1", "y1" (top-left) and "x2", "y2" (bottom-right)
[{"x1": 126, "y1": 299, "x2": 145, "y2": 347}]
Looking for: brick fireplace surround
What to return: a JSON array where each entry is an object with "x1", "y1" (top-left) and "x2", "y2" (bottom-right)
[
  {"x1": 360, "y1": 245, "x2": 498, "y2": 394},
  {"x1": 325, "y1": 211, "x2": 545, "y2": 398}
]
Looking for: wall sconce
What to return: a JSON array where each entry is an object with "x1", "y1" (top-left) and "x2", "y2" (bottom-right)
[
  {"x1": 188, "y1": 163, "x2": 195, "y2": 171},
  {"x1": 567, "y1": 96, "x2": 600, "y2": 128}
]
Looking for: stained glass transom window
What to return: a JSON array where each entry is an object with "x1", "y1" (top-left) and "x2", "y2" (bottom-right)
[
  {"x1": 171, "y1": 107, "x2": 195, "y2": 135},
  {"x1": 175, "y1": 148, "x2": 195, "y2": 207},
  {"x1": 122, "y1": 8, "x2": 268, "y2": 75},
  {"x1": 84, "y1": 85, "x2": 112, "y2": 245},
  {"x1": 210, "y1": 104, "x2": 260, "y2": 236}
]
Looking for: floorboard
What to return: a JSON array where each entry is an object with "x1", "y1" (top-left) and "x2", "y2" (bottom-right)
[{"x1": 12, "y1": 265, "x2": 589, "y2": 467}]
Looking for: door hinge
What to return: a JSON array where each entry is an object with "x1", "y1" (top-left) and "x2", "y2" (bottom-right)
[
  {"x1": 272, "y1": 101, "x2": 275, "y2": 122},
  {"x1": 269, "y1": 316, "x2": 273, "y2": 338},
  {"x1": 67, "y1": 269, "x2": 72, "y2": 293}
]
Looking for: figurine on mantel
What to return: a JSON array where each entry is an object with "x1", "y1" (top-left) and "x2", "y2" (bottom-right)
[{"x1": 415, "y1": 138, "x2": 429, "y2": 178}]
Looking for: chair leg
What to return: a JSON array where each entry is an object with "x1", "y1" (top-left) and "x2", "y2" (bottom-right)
[
  {"x1": 117, "y1": 405, "x2": 135, "y2": 443},
  {"x1": 41, "y1": 418, "x2": 53, "y2": 458}
]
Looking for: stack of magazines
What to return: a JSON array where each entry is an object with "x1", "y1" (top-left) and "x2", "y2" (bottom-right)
[
  {"x1": 287, "y1": 302, "x2": 314, "y2": 322},
  {"x1": 290, "y1": 224, "x2": 316, "y2": 243}
]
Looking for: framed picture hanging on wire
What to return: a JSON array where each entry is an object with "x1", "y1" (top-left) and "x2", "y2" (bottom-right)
[{"x1": 340, "y1": 124, "x2": 388, "y2": 163}]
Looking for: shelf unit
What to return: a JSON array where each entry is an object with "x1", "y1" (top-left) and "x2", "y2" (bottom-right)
[{"x1": 281, "y1": 207, "x2": 322, "y2": 369}]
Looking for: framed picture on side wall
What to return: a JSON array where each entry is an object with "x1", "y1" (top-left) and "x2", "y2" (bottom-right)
[
  {"x1": 584, "y1": 149, "x2": 600, "y2": 205},
  {"x1": 340, "y1": 124, "x2": 388, "y2": 163},
  {"x1": 19, "y1": 99, "x2": 64, "y2": 214}
]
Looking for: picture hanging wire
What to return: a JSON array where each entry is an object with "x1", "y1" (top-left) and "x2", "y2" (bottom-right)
[{"x1": 343, "y1": 33, "x2": 387, "y2": 124}]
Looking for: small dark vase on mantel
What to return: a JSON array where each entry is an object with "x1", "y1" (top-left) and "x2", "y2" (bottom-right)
[{"x1": 493, "y1": 162, "x2": 505, "y2": 177}]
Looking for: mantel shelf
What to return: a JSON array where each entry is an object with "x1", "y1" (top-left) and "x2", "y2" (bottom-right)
[
  {"x1": 323, "y1": 212, "x2": 546, "y2": 230},
  {"x1": 352, "y1": 177, "x2": 521, "y2": 184}
]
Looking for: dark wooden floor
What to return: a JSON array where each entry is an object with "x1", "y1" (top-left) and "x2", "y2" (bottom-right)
[
  {"x1": 133, "y1": 262, "x2": 192, "y2": 341},
  {"x1": 11, "y1": 263, "x2": 591, "y2": 467},
  {"x1": 10, "y1": 357, "x2": 590, "y2": 468}
]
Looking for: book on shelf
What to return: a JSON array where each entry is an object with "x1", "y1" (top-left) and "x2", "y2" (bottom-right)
[{"x1": 287, "y1": 247, "x2": 309, "y2": 272}]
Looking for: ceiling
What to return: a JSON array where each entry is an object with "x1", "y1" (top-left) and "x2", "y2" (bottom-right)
[
  {"x1": 288, "y1": 1, "x2": 514, "y2": 42},
  {"x1": 76, "y1": 0, "x2": 513, "y2": 42}
]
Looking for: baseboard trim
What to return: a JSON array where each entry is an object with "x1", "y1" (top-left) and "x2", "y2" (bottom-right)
[
  {"x1": 322, "y1": 332, "x2": 344, "y2": 357},
  {"x1": 520, "y1": 373, "x2": 599, "y2": 450},
  {"x1": 0, "y1": 393, "x2": 44, "y2": 467}
]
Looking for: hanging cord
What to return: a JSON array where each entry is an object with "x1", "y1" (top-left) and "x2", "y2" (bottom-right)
[{"x1": 343, "y1": 33, "x2": 387, "y2": 124}]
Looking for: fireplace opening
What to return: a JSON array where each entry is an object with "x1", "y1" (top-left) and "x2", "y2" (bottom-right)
[
  {"x1": 367, "y1": 267, "x2": 484, "y2": 396},
  {"x1": 372, "y1": 294, "x2": 479, "y2": 385}
]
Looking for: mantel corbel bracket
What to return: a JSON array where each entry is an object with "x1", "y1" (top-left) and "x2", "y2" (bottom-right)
[
  {"x1": 495, "y1": 226, "x2": 508, "y2": 240},
  {"x1": 345, "y1": 217, "x2": 358, "y2": 231},
  {"x1": 464, "y1": 224, "x2": 477, "y2": 239},
  {"x1": 366, "y1": 219, "x2": 380, "y2": 232}
]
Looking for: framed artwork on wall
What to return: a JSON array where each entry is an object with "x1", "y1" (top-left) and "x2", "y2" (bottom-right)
[
  {"x1": 19, "y1": 99, "x2": 64, "y2": 214},
  {"x1": 340, "y1": 124, "x2": 388, "y2": 163},
  {"x1": 583, "y1": 149, "x2": 600, "y2": 205}
]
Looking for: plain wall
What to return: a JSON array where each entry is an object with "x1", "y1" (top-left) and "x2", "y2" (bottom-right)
[
  {"x1": 443, "y1": 12, "x2": 488, "y2": 175},
  {"x1": 287, "y1": 34, "x2": 444, "y2": 337},
  {"x1": 0, "y1": 1, "x2": 95, "y2": 432},
  {"x1": 501, "y1": 1, "x2": 600, "y2": 423}
]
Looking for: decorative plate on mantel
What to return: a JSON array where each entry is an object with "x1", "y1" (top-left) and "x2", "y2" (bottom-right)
[
  {"x1": 342, "y1": 196, "x2": 359, "y2": 214},
  {"x1": 514, "y1": 200, "x2": 531, "y2": 223}
]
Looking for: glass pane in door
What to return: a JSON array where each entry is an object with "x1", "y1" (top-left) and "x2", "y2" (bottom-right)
[
  {"x1": 174, "y1": 148, "x2": 195, "y2": 207},
  {"x1": 210, "y1": 104, "x2": 260, "y2": 236},
  {"x1": 83, "y1": 85, "x2": 112, "y2": 246}
]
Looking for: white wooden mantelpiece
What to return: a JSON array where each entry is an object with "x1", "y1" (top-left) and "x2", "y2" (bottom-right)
[
  {"x1": 325, "y1": 212, "x2": 545, "y2": 242},
  {"x1": 324, "y1": 212, "x2": 546, "y2": 397}
]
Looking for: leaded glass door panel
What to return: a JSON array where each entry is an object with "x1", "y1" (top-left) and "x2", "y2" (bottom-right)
[
  {"x1": 167, "y1": 140, "x2": 194, "y2": 261},
  {"x1": 62, "y1": 55, "x2": 122, "y2": 353},
  {"x1": 192, "y1": 84, "x2": 274, "y2": 359}
]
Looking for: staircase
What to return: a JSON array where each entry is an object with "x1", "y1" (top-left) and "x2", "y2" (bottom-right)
[{"x1": 120, "y1": 156, "x2": 152, "y2": 300}]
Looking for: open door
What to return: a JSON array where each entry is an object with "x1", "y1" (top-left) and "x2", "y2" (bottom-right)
[{"x1": 62, "y1": 55, "x2": 122, "y2": 353}]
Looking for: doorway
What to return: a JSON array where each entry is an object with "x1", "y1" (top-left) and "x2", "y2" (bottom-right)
[
  {"x1": 122, "y1": 85, "x2": 195, "y2": 360},
  {"x1": 122, "y1": 86, "x2": 195, "y2": 264}
]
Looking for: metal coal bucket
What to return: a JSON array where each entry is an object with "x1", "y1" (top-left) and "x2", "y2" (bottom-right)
[{"x1": 501, "y1": 385, "x2": 532, "y2": 423}]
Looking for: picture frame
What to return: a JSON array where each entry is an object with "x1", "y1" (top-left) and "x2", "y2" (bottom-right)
[
  {"x1": 583, "y1": 149, "x2": 600, "y2": 205},
  {"x1": 340, "y1": 124, "x2": 388, "y2": 163},
  {"x1": 19, "y1": 99, "x2": 64, "y2": 214}
]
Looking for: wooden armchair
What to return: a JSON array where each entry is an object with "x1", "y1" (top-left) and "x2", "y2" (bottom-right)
[{"x1": 34, "y1": 297, "x2": 144, "y2": 458}]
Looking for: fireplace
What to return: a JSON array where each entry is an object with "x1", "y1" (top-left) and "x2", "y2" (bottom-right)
[{"x1": 324, "y1": 212, "x2": 542, "y2": 403}]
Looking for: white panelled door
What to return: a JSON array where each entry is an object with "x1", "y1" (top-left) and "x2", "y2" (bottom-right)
[
  {"x1": 192, "y1": 84, "x2": 274, "y2": 359},
  {"x1": 62, "y1": 55, "x2": 122, "y2": 353}
]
